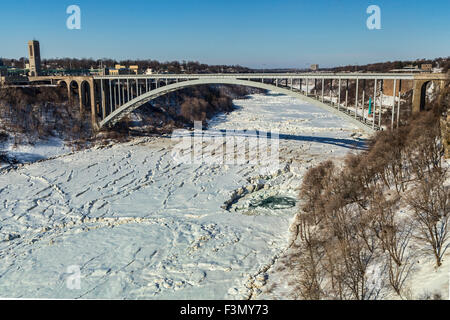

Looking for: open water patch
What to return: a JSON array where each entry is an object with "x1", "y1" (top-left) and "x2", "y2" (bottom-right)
[{"x1": 249, "y1": 196, "x2": 296, "y2": 210}]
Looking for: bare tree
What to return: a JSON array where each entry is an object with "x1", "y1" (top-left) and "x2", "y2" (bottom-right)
[
  {"x1": 286, "y1": 231, "x2": 325, "y2": 300},
  {"x1": 370, "y1": 193, "x2": 415, "y2": 296},
  {"x1": 407, "y1": 168, "x2": 449, "y2": 267}
]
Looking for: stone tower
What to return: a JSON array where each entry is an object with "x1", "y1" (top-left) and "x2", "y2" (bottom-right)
[{"x1": 28, "y1": 40, "x2": 41, "y2": 77}]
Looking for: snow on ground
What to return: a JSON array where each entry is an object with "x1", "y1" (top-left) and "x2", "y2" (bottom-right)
[
  {"x1": 0, "y1": 136, "x2": 71, "y2": 169},
  {"x1": 0, "y1": 93, "x2": 365, "y2": 299},
  {"x1": 405, "y1": 158, "x2": 450, "y2": 300}
]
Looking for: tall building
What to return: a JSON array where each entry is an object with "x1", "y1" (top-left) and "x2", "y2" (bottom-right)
[{"x1": 28, "y1": 40, "x2": 41, "y2": 76}]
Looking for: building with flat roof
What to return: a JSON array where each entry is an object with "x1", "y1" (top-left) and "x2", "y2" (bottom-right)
[
  {"x1": 129, "y1": 65, "x2": 139, "y2": 74},
  {"x1": 108, "y1": 68, "x2": 130, "y2": 75},
  {"x1": 28, "y1": 40, "x2": 41, "y2": 77},
  {"x1": 421, "y1": 64, "x2": 433, "y2": 71}
]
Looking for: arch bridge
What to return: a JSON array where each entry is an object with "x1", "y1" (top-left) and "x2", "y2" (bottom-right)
[{"x1": 29, "y1": 73, "x2": 449, "y2": 133}]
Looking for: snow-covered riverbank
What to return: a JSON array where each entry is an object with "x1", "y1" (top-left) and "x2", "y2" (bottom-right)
[{"x1": 0, "y1": 93, "x2": 365, "y2": 299}]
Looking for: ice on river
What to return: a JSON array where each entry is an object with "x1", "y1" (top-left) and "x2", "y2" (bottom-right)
[{"x1": 0, "y1": 93, "x2": 365, "y2": 299}]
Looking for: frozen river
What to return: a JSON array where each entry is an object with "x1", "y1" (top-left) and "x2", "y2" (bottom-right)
[{"x1": 0, "y1": 93, "x2": 365, "y2": 299}]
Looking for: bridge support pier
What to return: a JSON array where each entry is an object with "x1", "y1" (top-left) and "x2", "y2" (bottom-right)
[
  {"x1": 397, "y1": 80, "x2": 401, "y2": 126},
  {"x1": 412, "y1": 75, "x2": 449, "y2": 113},
  {"x1": 362, "y1": 90, "x2": 366, "y2": 123},
  {"x1": 412, "y1": 80, "x2": 427, "y2": 113},
  {"x1": 314, "y1": 79, "x2": 317, "y2": 98},
  {"x1": 321, "y1": 78, "x2": 324, "y2": 102},
  {"x1": 391, "y1": 79, "x2": 397, "y2": 129},
  {"x1": 330, "y1": 80, "x2": 333, "y2": 105},
  {"x1": 345, "y1": 80, "x2": 348, "y2": 108},
  {"x1": 373, "y1": 79, "x2": 378, "y2": 129},
  {"x1": 66, "y1": 82, "x2": 72, "y2": 106},
  {"x1": 338, "y1": 78, "x2": 341, "y2": 110},
  {"x1": 100, "y1": 79, "x2": 106, "y2": 119},
  {"x1": 379, "y1": 80, "x2": 384, "y2": 128},
  {"x1": 88, "y1": 79, "x2": 96, "y2": 129},
  {"x1": 355, "y1": 78, "x2": 359, "y2": 119},
  {"x1": 78, "y1": 80, "x2": 85, "y2": 113}
]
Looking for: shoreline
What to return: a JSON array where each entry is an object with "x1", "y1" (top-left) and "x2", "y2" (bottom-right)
[{"x1": 0, "y1": 93, "x2": 365, "y2": 299}]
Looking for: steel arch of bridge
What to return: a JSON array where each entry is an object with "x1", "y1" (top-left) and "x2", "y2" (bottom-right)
[
  {"x1": 28, "y1": 72, "x2": 449, "y2": 132},
  {"x1": 87, "y1": 72, "x2": 448, "y2": 132},
  {"x1": 97, "y1": 77, "x2": 381, "y2": 132}
]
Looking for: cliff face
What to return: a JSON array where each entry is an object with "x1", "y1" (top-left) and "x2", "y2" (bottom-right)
[
  {"x1": 0, "y1": 86, "x2": 89, "y2": 144},
  {"x1": 0, "y1": 85, "x2": 262, "y2": 145},
  {"x1": 110, "y1": 85, "x2": 263, "y2": 135}
]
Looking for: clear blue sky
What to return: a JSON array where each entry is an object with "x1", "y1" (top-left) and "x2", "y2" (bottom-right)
[{"x1": 1, "y1": 0, "x2": 449, "y2": 68}]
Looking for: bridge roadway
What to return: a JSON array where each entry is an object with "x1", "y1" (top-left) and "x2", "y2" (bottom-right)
[
  {"x1": 96, "y1": 77, "x2": 383, "y2": 132},
  {"x1": 29, "y1": 72, "x2": 450, "y2": 133}
]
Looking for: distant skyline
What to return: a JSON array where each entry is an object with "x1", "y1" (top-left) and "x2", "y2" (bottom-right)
[{"x1": 1, "y1": 0, "x2": 449, "y2": 68}]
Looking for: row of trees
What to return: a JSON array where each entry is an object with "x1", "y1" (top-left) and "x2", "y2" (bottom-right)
[
  {"x1": 1, "y1": 57, "x2": 252, "y2": 74},
  {"x1": 283, "y1": 101, "x2": 448, "y2": 299},
  {"x1": 327, "y1": 57, "x2": 450, "y2": 73},
  {"x1": 115, "y1": 85, "x2": 259, "y2": 135},
  {"x1": 0, "y1": 86, "x2": 92, "y2": 146},
  {"x1": 0, "y1": 84, "x2": 259, "y2": 145}
]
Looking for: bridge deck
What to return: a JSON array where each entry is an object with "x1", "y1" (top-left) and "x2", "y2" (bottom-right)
[
  {"x1": 93, "y1": 72, "x2": 418, "y2": 81},
  {"x1": 32, "y1": 72, "x2": 446, "y2": 132}
]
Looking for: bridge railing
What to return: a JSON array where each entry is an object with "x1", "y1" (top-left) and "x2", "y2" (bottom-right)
[{"x1": 90, "y1": 72, "x2": 448, "y2": 131}]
